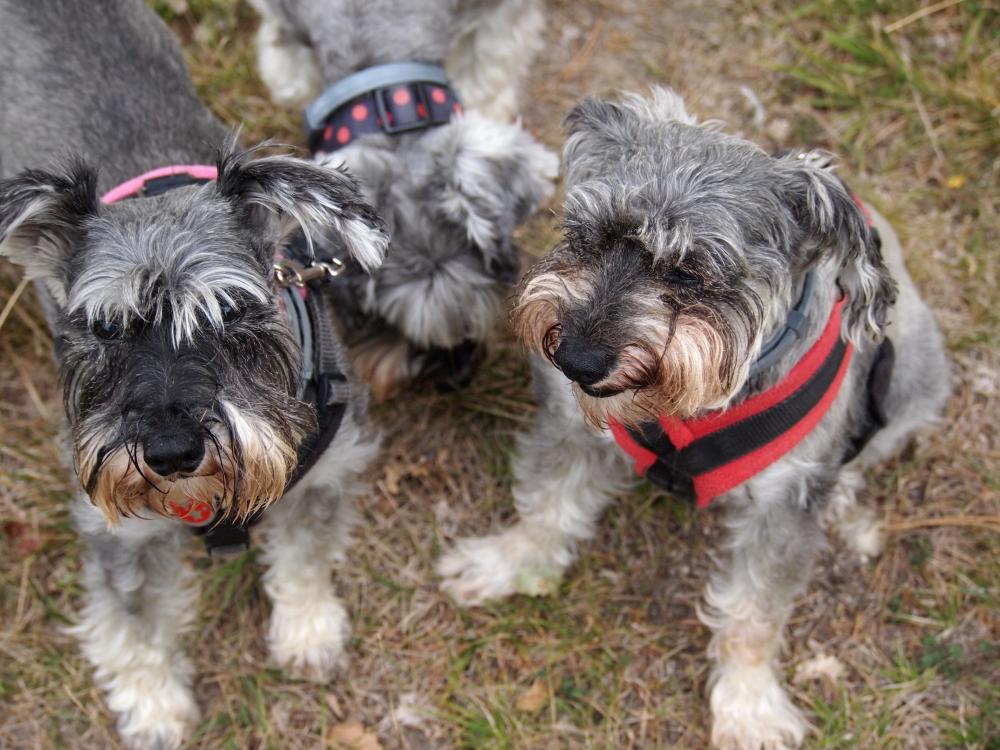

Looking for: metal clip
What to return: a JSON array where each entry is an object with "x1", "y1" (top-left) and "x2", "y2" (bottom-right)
[{"x1": 273, "y1": 257, "x2": 346, "y2": 288}]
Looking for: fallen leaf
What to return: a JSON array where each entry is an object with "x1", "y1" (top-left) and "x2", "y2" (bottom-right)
[
  {"x1": 515, "y1": 679, "x2": 548, "y2": 713},
  {"x1": 382, "y1": 464, "x2": 403, "y2": 495},
  {"x1": 946, "y1": 175, "x2": 966, "y2": 189},
  {"x1": 3, "y1": 521, "x2": 42, "y2": 557},
  {"x1": 327, "y1": 720, "x2": 382, "y2": 750}
]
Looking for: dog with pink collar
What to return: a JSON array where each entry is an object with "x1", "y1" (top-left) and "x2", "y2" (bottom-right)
[{"x1": 0, "y1": 1, "x2": 389, "y2": 747}]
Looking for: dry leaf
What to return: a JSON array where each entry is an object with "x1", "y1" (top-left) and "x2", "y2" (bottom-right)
[
  {"x1": 515, "y1": 679, "x2": 548, "y2": 713},
  {"x1": 382, "y1": 464, "x2": 403, "y2": 495},
  {"x1": 2, "y1": 521, "x2": 42, "y2": 557},
  {"x1": 327, "y1": 720, "x2": 382, "y2": 750}
]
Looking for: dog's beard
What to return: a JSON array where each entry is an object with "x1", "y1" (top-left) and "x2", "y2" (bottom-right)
[
  {"x1": 513, "y1": 275, "x2": 753, "y2": 429},
  {"x1": 75, "y1": 403, "x2": 307, "y2": 526},
  {"x1": 573, "y1": 314, "x2": 748, "y2": 428}
]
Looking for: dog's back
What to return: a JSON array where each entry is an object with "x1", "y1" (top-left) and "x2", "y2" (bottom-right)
[{"x1": 0, "y1": 0, "x2": 225, "y2": 188}]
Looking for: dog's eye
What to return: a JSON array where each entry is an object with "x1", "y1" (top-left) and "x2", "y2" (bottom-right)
[
  {"x1": 219, "y1": 300, "x2": 242, "y2": 325},
  {"x1": 667, "y1": 267, "x2": 700, "y2": 287},
  {"x1": 92, "y1": 319, "x2": 123, "y2": 341}
]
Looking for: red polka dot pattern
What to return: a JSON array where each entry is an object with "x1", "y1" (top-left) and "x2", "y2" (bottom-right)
[{"x1": 309, "y1": 80, "x2": 462, "y2": 155}]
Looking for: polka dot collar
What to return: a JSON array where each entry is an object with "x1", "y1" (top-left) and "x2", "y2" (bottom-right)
[{"x1": 303, "y1": 62, "x2": 462, "y2": 156}]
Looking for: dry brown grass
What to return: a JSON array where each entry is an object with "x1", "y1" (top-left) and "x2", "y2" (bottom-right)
[{"x1": 1, "y1": 1, "x2": 998, "y2": 748}]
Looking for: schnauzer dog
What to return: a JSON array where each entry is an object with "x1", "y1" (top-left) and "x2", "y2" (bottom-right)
[
  {"x1": 438, "y1": 88, "x2": 950, "y2": 749},
  {"x1": 250, "y1": 0, "x2": 558, "y2": 400},
  {"x1": 0, "y1": 1, "x2": 389, "y2": 747}
]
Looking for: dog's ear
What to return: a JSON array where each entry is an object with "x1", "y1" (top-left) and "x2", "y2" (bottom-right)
[
  {"x1": 429, "y1": 113, "x2": 557, "y2": 264},
  {"x1": 321, "y1": 146, "x2": 400, "y2": 238},
  {"x1": 216, "y1": 144, "x2": 389, "y2": 271},
  {"x1": 563, "y1": 89, "x2": 695, "y2": 185},
  {"x1": 779, "y1": 152, "x2": 897, "y2": 340},
  {"x1": 0, "y1": 162, "x2": 99, "y2": 305},
  {"x1": 562, "y1": 97, "x2": 631, "y2": 186}
]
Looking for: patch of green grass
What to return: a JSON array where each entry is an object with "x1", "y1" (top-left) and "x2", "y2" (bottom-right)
[
  {"x1": 773, "y1": 0, "x2": 999, "y2": 172},
  {"x1": 917, "y1": 635, "x2": 965, "y2": 680},
  {"x1": 441, "y1": 698, "x2": 519, "y2": 750},
  {"x1": 939, "y1": 678, "x2": 1000, "y2": 750}
]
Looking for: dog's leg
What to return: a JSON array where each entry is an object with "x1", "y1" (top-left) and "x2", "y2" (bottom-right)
[
  {"x1": 249, "y1": 0, "x2": 322, "y2": 108},
  {"x1": 448, "y1": 0, "x2": 545, "y2": 120},
  {"x1": 438, "y1": 360, "x2": 631, "y2": 605},
  {"x1": 702, "y1": 494, "x2": 821, "y2": 750},
  {"x1": 818, "y1": 466, "x2": 885, "y2": 562},
  {"x1": 348, "y1": 330, "x2": 421, "y2": 403},
  {"x1": 260, "y1": 415, "x2": 376, "y2": 682},
  {"x1": 70, "y1": 501, "x2": 200, "y2": 750}
]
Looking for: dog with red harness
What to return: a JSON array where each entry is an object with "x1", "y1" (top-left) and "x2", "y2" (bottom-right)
[{"x1": 438, "y1": 88, "x2": 950, "y2": 750}]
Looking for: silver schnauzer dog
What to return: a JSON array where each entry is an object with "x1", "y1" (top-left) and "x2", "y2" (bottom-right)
[
  {"x1": 250, "y1": 0, "x2": 558, "y2": 400},
  {"x1": 0, "y1": 1, "x2": 389, "y2": 747},
  {"x1": 439, "y1": 88, "x2": 950, "y2": 749}
]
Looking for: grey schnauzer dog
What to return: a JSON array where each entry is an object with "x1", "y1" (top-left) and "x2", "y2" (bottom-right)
[
  {"x1": 0, "y1": 1, "x2": 388, "y2": 747},
  {"x1": 439, "y1": 88, "x2": 949, "y2": 749},
  {"x1": 250, "y1": 0, "x2": 558, "y2": 400}
]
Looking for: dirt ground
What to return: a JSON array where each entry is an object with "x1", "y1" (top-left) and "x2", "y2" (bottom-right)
[{"x1": 1, "y1": 1, "x2": 997, "y2": 748}]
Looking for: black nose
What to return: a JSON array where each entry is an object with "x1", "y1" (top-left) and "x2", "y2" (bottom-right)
[
  {"x1": 552, "y1": 337, "x2": 616, "y2": 386},
  {"x1": 142, "y1": 431, "x2": 205, "y2": 476}
]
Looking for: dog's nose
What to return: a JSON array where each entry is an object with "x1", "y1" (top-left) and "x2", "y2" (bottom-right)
[
  {"x1": 142, "y1": 431, "x2": 205, "y2": 476},
  {"x1": 553, "y1": 337, "x2": 616, "y2": 386}
]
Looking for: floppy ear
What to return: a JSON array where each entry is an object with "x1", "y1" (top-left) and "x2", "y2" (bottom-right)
[
  {"x1": 216, "y1": 143, "x2": 389, "y2": 272},
  {"x1": 0, "y1": 161, "x2": 99, "y2": 305},
  {"x1": 430, "y1": 112, "x2": 557, "y2": 264},
  {"x1": 779, "y1": 152, "x2": 897, "y2": 341}
]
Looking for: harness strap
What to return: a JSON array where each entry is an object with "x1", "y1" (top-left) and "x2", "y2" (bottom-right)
[{"x1": 611, "y1": 297, "x2": 854, "y2": 507}]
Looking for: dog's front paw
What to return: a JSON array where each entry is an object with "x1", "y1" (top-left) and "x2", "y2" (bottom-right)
[
  {"x1": 437, "y1": 526, "x2": 567, "y2": 606},
  {"x1": 710, "y1": 666, "x2": 807, "y2": 750},
  {"x1": 269, "y1": 595, "x2": 351, "y2": 682},
  {"x1": 110, "y1": 667, "x2": 200, "y2": 750},
  {"x1": 840, "y1": 510, "x2": 885, "y2": 563}
]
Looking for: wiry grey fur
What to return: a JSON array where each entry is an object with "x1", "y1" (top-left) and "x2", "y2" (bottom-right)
[
  {"x1": 0, "y1": 1, "x2": 388, "y2": 748},
  {"x1": 438, "y1": 88, "x2": 950, "y2": 749},
  {"x1": 251, "y1": 0, "x2": 558, "y2": 400}
]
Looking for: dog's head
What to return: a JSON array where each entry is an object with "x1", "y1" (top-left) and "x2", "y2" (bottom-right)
[
  {"x1": 0, "y1": 143, "x2": 387, "y2": 525},
  {"x1": 323, "y1": 112, "x2": 557, "y2": 389},
  {"x1": 513, "y1": 88, "x2": 895, "y2": 427}
]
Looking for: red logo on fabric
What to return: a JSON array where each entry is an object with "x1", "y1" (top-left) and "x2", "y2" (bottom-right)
[{"x1": 168, "y1": 498, "x2": 215, "y2": 526}]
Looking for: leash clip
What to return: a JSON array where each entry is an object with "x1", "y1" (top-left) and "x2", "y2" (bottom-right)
[{"x1": 273, "y1": 257, "x2": 346, "y2": 288}]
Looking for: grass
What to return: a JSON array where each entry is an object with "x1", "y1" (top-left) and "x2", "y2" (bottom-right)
[{"x1": 1, "y1": 0, "x2": 998, "y2": 748}]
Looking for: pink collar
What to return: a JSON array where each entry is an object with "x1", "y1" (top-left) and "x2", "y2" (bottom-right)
[{"x1": 101, "y1": 164, "x2": 218, "y2": 204}]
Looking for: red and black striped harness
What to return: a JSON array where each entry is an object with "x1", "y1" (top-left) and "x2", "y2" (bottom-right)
[{"x1": 609, "y1": 203, "x2": 892, "y2": 507}]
